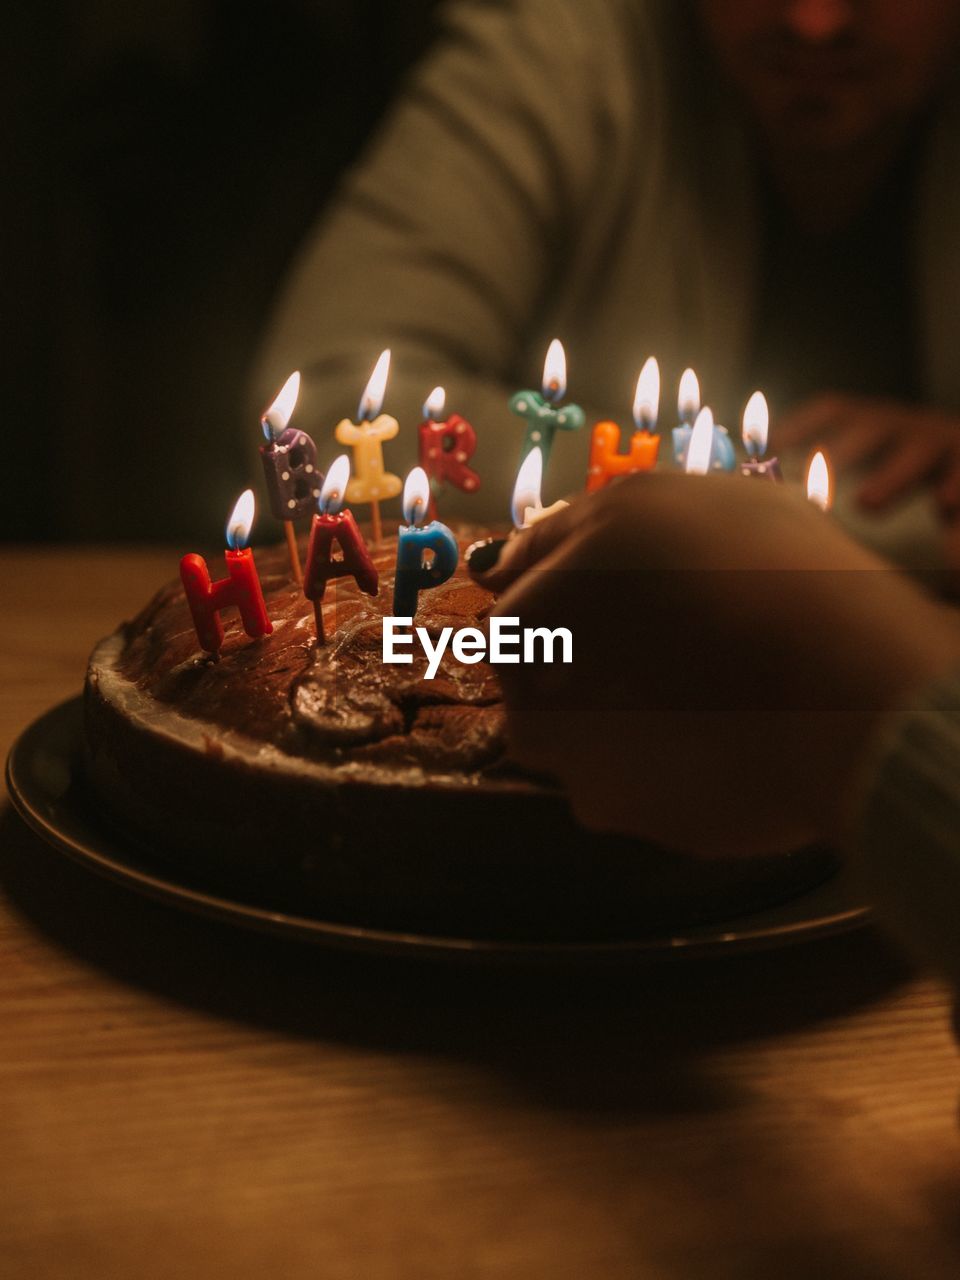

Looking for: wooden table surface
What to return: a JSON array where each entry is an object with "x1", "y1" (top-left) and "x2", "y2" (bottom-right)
[{"x1": 2, "y1": 546, "x2": 959, "y2": 1280}]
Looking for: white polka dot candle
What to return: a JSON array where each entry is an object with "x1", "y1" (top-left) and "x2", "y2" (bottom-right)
[
  {"x1": 509, "y1": 339, "x2": 585, "y2": 483},
  {"x1": 259, "y1": 370, "x2": 320, "y2": 583},
  {"x1": 417, "y1": 385, "x2": 480, "y2": 519}
]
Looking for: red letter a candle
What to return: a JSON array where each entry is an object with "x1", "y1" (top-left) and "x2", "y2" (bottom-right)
[{"x1": 303, "y1": 454, "x2": 379, "y2": 645}]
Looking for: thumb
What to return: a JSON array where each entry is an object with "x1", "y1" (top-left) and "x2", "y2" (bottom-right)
[{"x1": 467, "y1": 500, "x2": 582, "y2": 593}]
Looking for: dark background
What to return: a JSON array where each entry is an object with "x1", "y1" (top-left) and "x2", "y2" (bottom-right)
[{"x1": 2, "y1": 1, "x2": 441, "y2": 542}]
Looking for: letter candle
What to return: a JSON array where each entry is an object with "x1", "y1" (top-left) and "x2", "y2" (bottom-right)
[
  {"x1": 672, "y1": 369, "x2": 735, "y2": 472},
  {"x1": 393, "y1": 466, "x2": 459, "y2": 618},
  {"x1": 586, "y1": 356, "x2": 661, "y2": 492},
  {"x1": 684, "y1": 408, "x2": 718, "y2": 476},
  {"x1": 303, "y1": 454, "x2": 379, "y2": 646},
  {"x1": 740, "y1": 391, "x2": 782, "y2": 481},
  {"x1": 180, "y1": 489, "x2": 273, "y2": 657},
  {"x1": 334, "y1": 349, "x2": 403, "y2": 546},
  {"x1": 671, "y1": 368, "x2": 701, "y2": 467},
  {"x1": 509, "y1": 339, "x2": 585, "y2": 478},
  {"x1": 418, "y1": 386, "x2": 480, "y2": 518},
  {"x1": 512, "y1": 447, "x2": 569, "y2": 528},
  {"x1": 259, "y1": 370, "x2": 321, "y2": 583}
]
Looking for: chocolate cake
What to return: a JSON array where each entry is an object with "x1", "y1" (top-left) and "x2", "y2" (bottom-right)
[{"x1": 83, "y1": 527, "x2": 836, "y2": 941}]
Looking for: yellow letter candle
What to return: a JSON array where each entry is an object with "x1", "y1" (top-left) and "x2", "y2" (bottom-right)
[{"x1": 334, "y1": 348, "x2": 403, "y2": 544}]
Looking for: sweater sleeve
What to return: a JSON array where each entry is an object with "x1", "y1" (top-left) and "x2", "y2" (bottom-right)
[
  {"x1": 856, "y1": 672, "x2": 960, "y2": 987},
  {"x1": 252, "y1": 0, "x2": 652, "y2": 515}
]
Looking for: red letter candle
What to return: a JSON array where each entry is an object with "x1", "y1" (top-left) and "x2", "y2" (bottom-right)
[
  {"x1": 180, "y1": 489, "x2": 273, "y2": 657},
  {"x1": 418, "y1": 386, "x2": 480, "y2": 516},
  {"x1": 586, "y1": 357, "x2": 661, "y2": 492},
  {"x1": 303, "y1": 454, "x2": 379, "y2": 645}
]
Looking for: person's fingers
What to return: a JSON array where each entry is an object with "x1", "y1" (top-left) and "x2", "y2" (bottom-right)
[
  {"x1": 825, "y1": 417, "x2": 898, "y2": 471},
  {"x1": 776, "y1": 393, "x2": 850, "y2": 446},
  {"x1": 934, "y1": 461, "x2": 960, "y2": 519},
  {"x1": 857, "y1": 436, "x2": 947, "y2": 509},
  {"x1": 468, "y1": 499, "x2": 583, "y2": 592}
]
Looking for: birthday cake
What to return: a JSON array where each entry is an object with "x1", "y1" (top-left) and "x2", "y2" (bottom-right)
[{"x1": 81, "y1": 526, "x2": 836, "y2": 941}]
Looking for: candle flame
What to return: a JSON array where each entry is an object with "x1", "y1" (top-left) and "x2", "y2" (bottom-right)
[
  {"x1": 318, "y1": 454, "x2": 351, "y2": 515},
  {"x1": 742, "y1": 390, "x2": 769, "y2": 459},
  {"x1": 358, "y1": 349, "x2": 391, "y2": 421},
  {"x1": 541, "y1": 339, "x2": 567, "y2": 404},
  {"x1": 423, "y1": 386, "x2": 446, "y2": 420},
  {"x1": 678, "y1": 368, "x2": 701, "y2": 425},
  {"x1": 685, "y1": 407, "x2": 715, "y2": 475},
  {"x1": 806, "y1": 450, "x2": 831, "y2": 511},
  {"x1": 633, "y1": 356, "x2": 660, "y2": 432},
  {"x1": 226, "y1": 489, "x2": 256, "y2": 550},
  {"x1": 261, "y1": 370, "x2": 301, "y2": 441},
  {"x1": 402, "y1": 466, "x2": 431, "y2": 527},
  {"x1": 512, "y1": 447, "x2": 544, "y2": 528}
]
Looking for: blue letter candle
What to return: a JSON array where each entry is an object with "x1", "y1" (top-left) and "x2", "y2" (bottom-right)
[
  {"x1": 393, "y1": 467, "x2": 460, "y2": 618},
  {"x1": 672, "y1": 367, "x2": 701, "y2": 467}
]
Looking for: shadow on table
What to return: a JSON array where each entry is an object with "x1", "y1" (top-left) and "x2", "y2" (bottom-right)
[{"x1": 0, "y1": 802, "x2": 914, "y2": 1115}]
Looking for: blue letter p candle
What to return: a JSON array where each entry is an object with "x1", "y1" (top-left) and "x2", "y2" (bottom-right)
[{"x1": 393, "y1": 467, "x2": 459, "y2": 618}]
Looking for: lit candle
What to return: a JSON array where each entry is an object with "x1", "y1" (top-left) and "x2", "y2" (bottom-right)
[
  {"x1": 671, "y1": 372, "x2": 737, "y2": 473},
  {"x1": 671, "y1": 368, "x2": 701, "y2": 466},
  {"x1": 586, "y1": 356, "x2": 660, "y2": 492},
  {"x1": 418, "y1": 385, "x2": 481, "y2": 516},
  {"x1": 334, "y1": 349, "x2": 403, "y2": 545},
  {"x1": 806, "y1": 450, "x2": 832, "y2": 511},
  {"x1": 684, "y1": 408, "x2": 717, "y2": 476},
  {"x1": 509, "y1": 339, "x2": 585, "y2": 478},
  {"x1": 303, "y1": 454, "x2": 379, "y2": 645},
  {"x1": 180, "y1": 489, "x2": 273, "y2": 657},
  {"x1": 259, "y1": 370, "x2": 321, "y2": 583},
  {"x1": 393, "y1": 466, "x2": 460, "y2": 618},
  {"x1": 740, "y1": 391, "x2": 782, "y2": 481},
  {"x1": 512, "y1": 446, "x2": 569, "y2": 528}
]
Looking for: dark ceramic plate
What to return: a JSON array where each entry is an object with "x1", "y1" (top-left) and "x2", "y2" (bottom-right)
[{"x1": 5, "y1": 698, "x2": 870, "y2": 963}]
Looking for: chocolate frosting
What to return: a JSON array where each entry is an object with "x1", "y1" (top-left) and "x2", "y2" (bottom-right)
[{"x1": 118, "y1": 528, "x2": 506, "y2": 773}]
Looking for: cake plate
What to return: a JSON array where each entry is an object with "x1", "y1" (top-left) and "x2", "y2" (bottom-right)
[{"x1": 5, "y1": 698, "x2": 871, "y2": 964}]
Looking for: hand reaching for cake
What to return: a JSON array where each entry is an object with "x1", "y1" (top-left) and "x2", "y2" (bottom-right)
[
  {"x1": 777, "y1": 394, "x2": 960, "y2": 517},
  {"x1": 470, "y1": 474, "x2": 960, "y2": 858}
]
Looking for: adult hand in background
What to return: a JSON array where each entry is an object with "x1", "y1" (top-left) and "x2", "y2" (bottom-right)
[
  {"x1": 777, "y1": 394, "x2": 960, "y2": 517},
  {"x1": 471, "y1": 475, "x2": 960, "y2": 856}
]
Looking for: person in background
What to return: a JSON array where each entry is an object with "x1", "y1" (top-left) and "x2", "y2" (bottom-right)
[
  {"x1": 256, "y1": 0, "x2": 960, "y2": 567},
  {"x1": 469, "y1": 475, "x2": 960, "y2": 988}
]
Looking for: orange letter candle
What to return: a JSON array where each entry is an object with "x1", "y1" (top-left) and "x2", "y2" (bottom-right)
[{"x1": 587, "y1": 357, "x2": 661, "y2": 492}]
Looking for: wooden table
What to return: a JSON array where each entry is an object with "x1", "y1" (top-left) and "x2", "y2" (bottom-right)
[{"x1": 2, "y1": 547, "x2": 959, "y2": 1279}]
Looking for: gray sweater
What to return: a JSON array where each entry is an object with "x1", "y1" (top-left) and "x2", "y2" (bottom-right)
[{"x1": 256, "y1": 0, "x2": 960, "y2": 531}]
